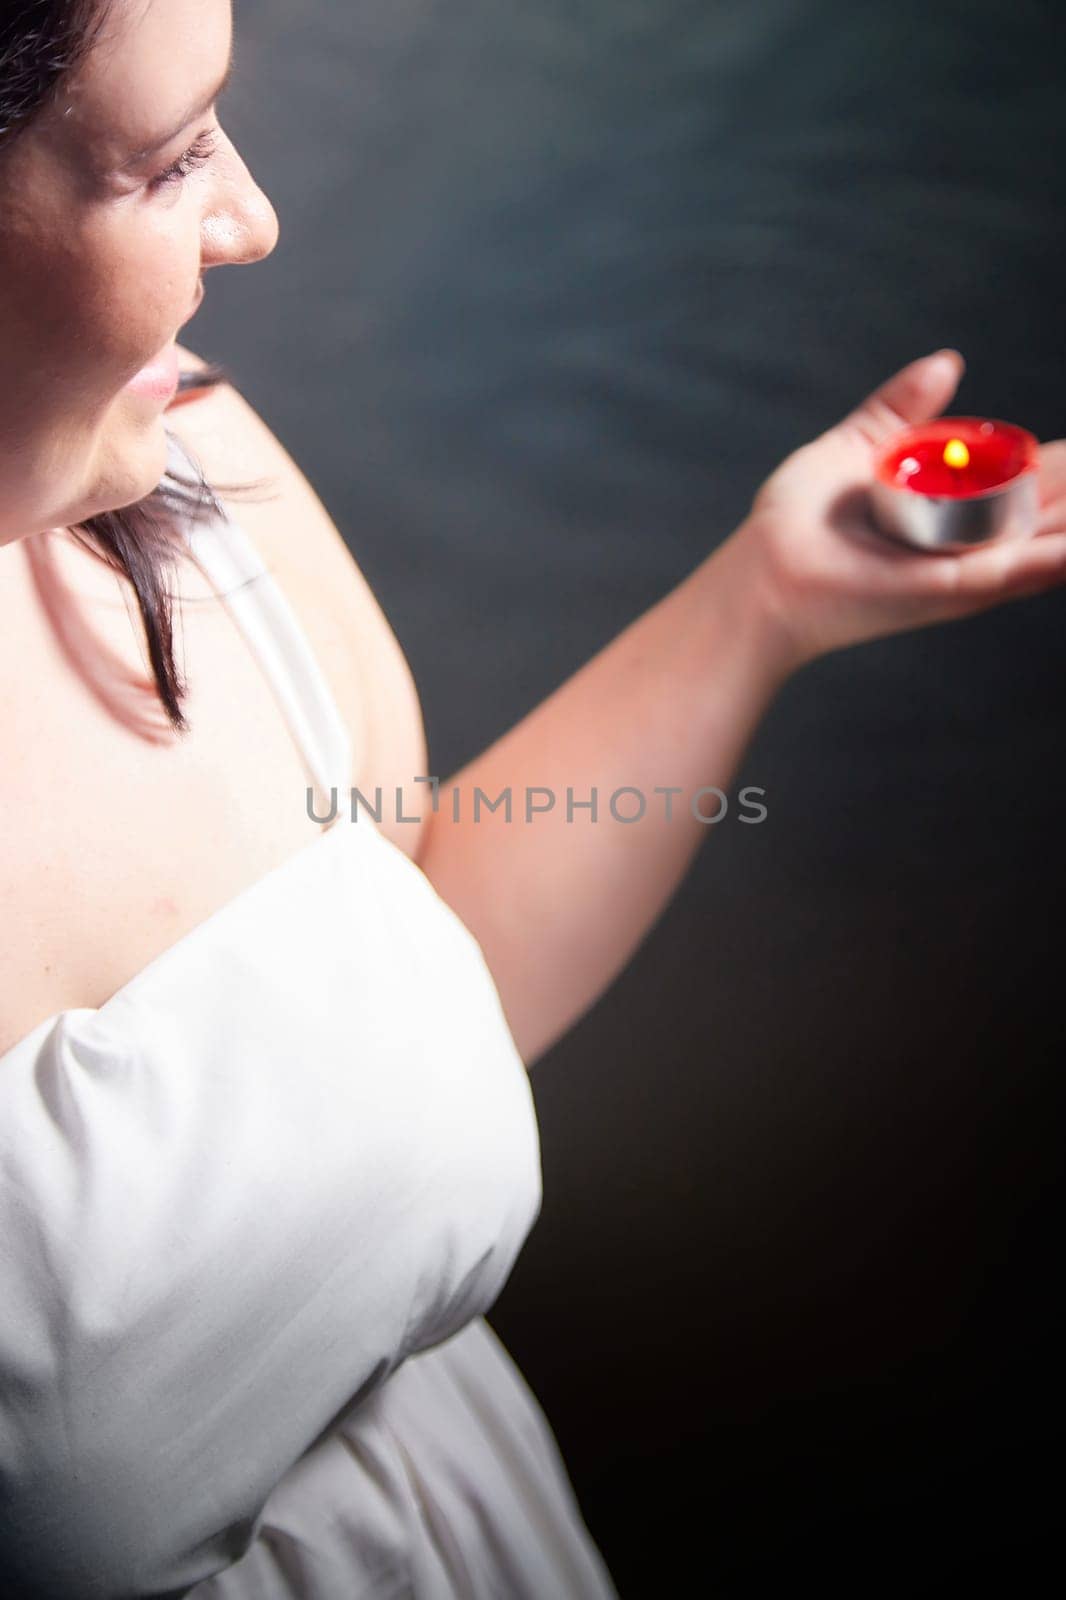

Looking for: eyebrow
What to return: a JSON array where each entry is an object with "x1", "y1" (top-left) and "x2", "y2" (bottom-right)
[{"x1": 119, "y1": 49, "x2": 235, "y2": 167}]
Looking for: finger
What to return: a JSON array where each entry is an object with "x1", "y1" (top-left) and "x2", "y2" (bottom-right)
[
  {"x1": 1037, "y1": 439, "x2": 1066, "y2": 507},
  {"x1": 920, "y1": 528, "x2": 1066, "y2": 609},
  {"x1": 1037, "y1": 496, "x2": 1066, "y2": 538},
  {"x1": 836, "y1": 349, "x2": 966, "y2": 452}
]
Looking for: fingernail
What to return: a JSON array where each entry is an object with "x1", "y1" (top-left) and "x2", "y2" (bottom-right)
[{"x1": 930, "y1": 347, "x2": 965, "y2": 368}]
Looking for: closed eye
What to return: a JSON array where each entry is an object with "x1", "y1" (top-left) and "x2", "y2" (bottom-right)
[{"x1": 151, "y1": 127, "x2": 220, "y2": 192}]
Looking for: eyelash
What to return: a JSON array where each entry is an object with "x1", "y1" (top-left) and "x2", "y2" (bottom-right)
[{"x1": 152, "y1": 127, "x2": 220, "y2": 191}]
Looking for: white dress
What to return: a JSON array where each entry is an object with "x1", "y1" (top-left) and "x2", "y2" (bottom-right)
[{"x1": 0, "y1": 434, "x2": 620, "y2": 1599}]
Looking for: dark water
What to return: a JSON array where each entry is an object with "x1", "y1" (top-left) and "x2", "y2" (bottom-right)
[{"x1": 203, "y1": 1, "x2": 1065, "y2": 1588}]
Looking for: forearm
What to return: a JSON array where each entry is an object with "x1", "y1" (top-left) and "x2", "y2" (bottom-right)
[{"x1": 415, "y1": 527, "x2": 798, "y2": 1067}]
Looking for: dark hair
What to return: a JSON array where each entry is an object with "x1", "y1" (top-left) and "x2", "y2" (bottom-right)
[{"x1": 1, "y1": 0, "x2": 274, "y2": 734}]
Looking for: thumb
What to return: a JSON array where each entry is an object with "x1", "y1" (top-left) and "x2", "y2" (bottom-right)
[{"x1": 837, "y1": 348, "x2": 966, "y2": 450}]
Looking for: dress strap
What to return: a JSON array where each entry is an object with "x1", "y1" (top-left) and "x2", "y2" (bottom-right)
[{"x1": 162, "y1": 429, "x2": 353, "y2": 814}]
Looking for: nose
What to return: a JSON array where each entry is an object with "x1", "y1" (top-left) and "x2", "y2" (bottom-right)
[{"x1": 200, "y1": 149, "x2": 280, "y2": 268}]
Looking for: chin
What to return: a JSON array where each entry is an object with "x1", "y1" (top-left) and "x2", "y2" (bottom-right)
[{"x1": 85, "y1": 407, "x2": 172, "y2": 520}]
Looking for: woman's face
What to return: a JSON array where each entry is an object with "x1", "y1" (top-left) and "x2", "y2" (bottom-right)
[{"x1": 0, "y1": 0, "x2": 278, "y2": 551}]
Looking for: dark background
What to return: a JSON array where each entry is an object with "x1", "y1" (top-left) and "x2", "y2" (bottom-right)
[{"x1": 202, "y1": 2, "x2": 1064, "y2": 1590}]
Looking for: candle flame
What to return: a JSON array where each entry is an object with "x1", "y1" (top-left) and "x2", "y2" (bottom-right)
[{"x1": 943, "y1": 438, "x2": 970, "y2": 469}]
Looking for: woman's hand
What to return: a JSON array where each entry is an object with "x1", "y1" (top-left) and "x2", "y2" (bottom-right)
[{"x1": 732, "y1": 349, "x2": 1066, "y2": 671}]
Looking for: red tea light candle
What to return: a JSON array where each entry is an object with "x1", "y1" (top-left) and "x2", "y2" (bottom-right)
[{"x1": 870, "y1": 415, "x2": 1040, "y2": 552}]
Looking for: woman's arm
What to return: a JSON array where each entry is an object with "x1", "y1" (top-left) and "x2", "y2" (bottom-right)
[
  {"x1": 416, "y1": 350, "x2": 1066, "y2": 1067},
  {"x1": 415, "y1": 536, "x2": 791, "y2": 1068}
]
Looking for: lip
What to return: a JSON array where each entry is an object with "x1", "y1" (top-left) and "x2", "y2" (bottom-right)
[
  {"x1": 123, "y1": 286, "x2": 203, "y2": 402},
  {"x1": 123, "y1": 340, "x2": 181, "y2": 401}
]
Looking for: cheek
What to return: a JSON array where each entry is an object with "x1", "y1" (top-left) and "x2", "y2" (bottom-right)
[
  {"x1": 1, "y1": 145, "x2": 194, "y2": 406},
  {"x1": 3, "y1": 212, "x2": 197, "y2": 406},
  {"x1": 0, "y1": 161, "x2": 200, "y2": 533},
  {"x1": 76, "y1": 212, "x2": 199, "y2": 377}
]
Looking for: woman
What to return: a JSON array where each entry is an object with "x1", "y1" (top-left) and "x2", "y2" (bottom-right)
[{"x1": 2, "y1": 0, "x2": 1065, "y2": 1595}]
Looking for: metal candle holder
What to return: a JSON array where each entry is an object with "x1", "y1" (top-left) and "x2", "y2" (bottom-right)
[{"x1": 870, "y1": 416, "x2": 1040, "y2": 553}]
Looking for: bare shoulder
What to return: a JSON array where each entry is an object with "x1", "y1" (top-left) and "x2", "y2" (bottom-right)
[{"x1": 167, "y1": 343, "x2": 429, "y2": 861}]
